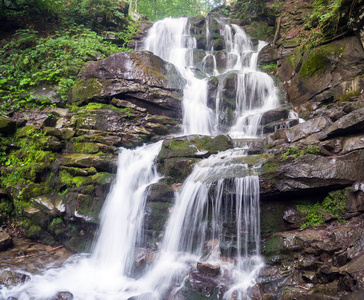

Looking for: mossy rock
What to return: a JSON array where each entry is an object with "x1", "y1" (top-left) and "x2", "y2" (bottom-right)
[
  {"x1": 48, "y1": 217, "x2": 66, "y2": 236},
  {"x1": 261, "y1": 235, "x2": 285, "y2": 258},
  {"x1": 0, "y1": 116, "x2": 16, "y2": 135},
  {"x1": 66, "y1": 142, "x2": 100, "y2": 154},
  {"x1": 38, "y1": 136, "x2": 62, "y2": 152},
  {"x1": 71, "y1": 78, "x2": 105, "y2": 106},
  {"x1": 146, "y1": 202, "x2": 172, "y2": 234},
  {"x1": 161, "y1": 157, "x2": 200, "y2": 183},
  {"x1": 65, "y1": 236, "x2": 90, "y2": 253},
  {"x1": 158, "y1": 135, "x2": 233, "y2": 160},
  {"x1": 16, "y1": 125, "x2": 37, "y2": 138},
  {"x1": 299, "y1": 43, "x2": 345, "y2": 78},
  {"x1": 146, "y1": 182, "x2": 175, "y2": 203}
]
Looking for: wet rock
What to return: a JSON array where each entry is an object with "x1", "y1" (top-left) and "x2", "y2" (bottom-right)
[
  {"x1": 260, "y1": 108, "x2": 290, "y2": 125},
  {"x1": 146, "y1": 182, "x2": 174, "y2": 203},
  {"x1": 342, "y1": 135, "x2": 364, "y2": 154},
  {"x1": 0, "y1": 270, "x2": 30, "y2": 287},
  {"x1": 81, "y1": 51, "x2": 186, "y2": 90},
  {"x1": 261, "y1": 151, "x2": 364, "y2": 195},
  {"x1": 0, "y1": 228, "x2": 13, "y2": 251},
  {"x1": 197, "y1": 262, "x2": 220, "y2": 277},
  {"x1": 61, "y1": 154, "x2": 117, "y2": 173},
  {"x1": 321, "y1": 109, "x2": 364, "y2": 140},
  {"x1": 185, "y1": 270, "x2": 225, "y2": 299},
  {"x1": 285, "y1": 116, "x2": 332, "y2": 143},
  {"x1": 283, "y1": 208, "x2": 306, "y2": 228},
  {"x1": 263, "y1": 119, "x2": 299, "y2": 134},
  {"x1": 50, "y1": 291, "x2": 74, "y2": 300}
]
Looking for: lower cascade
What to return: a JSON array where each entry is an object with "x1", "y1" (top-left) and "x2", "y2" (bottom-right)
[
  {"x1": 1, "y1": 147, "x2": 264, "y2": 300},
  {"x1": 2, "y1": 16, "x2": 280, "y2": 300}
]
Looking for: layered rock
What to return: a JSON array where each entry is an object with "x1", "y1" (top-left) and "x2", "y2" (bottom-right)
[{"x1": 0, "y1": 50, "x2": 185, "y2": 251}]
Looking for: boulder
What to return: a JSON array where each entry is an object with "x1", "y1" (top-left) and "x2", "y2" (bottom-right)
[
  {"x1": 197, "y1": 262, "x2": 220, "y2": 277},
  {"x1": 0, "y1": 270, "x2": 30, "y2": 287},
  {"x1": 285, "y1": 116, "x2": 332, "y2": 143},
  {"x1": 260, "y1": 150, "x2": 364, "y2": 196},
  {"x1": 81, "y1": 51, "x2": 186, "y2": 91},
  {"x1": 260, "y1": 108, "x2": 290, "y2": 125},
  {"x1": 50, "y1": 291, "x2": 74, "y2": 300},
  {"x1": 320, "y1": 108, "x2": 364, "y2": 140},
  {"x1": 282, "y1": 37, "x2": 364, "y2": 108},
  {"x1": 0, "y1": 228, "x2": 13, "y2": 251},
  {"x1": 0, "y1": 116, "x2": 16, "y2": 135}
]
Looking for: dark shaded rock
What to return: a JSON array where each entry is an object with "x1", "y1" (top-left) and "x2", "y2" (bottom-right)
[
  {"x1": 0, "y1": 270, "x2": 30, "y2": 287},
  {"x1": 263, "y1": 119, "x2": 299, "y2": 134},
  {"x1": 283, "y1": 207, "x2": 306, "y2": 227},
  {"x1": 0, "y1": 228, "x2": 13, "y2": 251},
  {"x1": 197, "y1": 262, "x2": 220, "y2": 277},
  {"x1": 146, "y1": 182, "x2": 174, "y2": 203},
  {"x1": 81, "y1": 51, "x2": 186, "y2": 90},
  {"x1": 50, "y1": 291, "x2": 74, "y2": 300},
  {"x1": 0, "y1": 116, "x2": 16, "y2": 135},
  {"x1": 261, "y1": 108, "x2": 290, "y2": 125}
]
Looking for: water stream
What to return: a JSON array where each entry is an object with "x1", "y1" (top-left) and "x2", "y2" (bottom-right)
[{"x1": 1, "y1": 16, "x2": 279, "y2": 300}]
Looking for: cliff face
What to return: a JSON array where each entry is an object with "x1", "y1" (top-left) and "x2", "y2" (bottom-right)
[{"x1": 0, "y1": 1, "x2": 364, "y2": 298}]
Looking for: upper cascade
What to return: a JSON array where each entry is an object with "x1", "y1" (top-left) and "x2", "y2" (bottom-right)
[{"x1": 144, "y1": 17, "x2": 280, "y2": 138}]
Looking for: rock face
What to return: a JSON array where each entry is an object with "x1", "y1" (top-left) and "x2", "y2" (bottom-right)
[
  {"x1": 0, "y1": 51, "x2": 184, "y2": 251},
  {"x1": 72, "y1": 51, "x2": 186, "y2": 118}
]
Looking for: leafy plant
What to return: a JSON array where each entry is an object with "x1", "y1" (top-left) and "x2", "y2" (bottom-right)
[
  {"x1": 281, "y1": 145, "x2": 321, "y2": 160},
  {"x1": 297, "y1": 189, "x2": 347, "y2": 229},
  {"x1": 0, "y1": 26, "x2": 123, "y2": 114}
]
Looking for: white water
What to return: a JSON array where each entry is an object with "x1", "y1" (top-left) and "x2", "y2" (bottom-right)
[
  {"x1": 145, "y1": 17, "x2": 279, "y2": 138},
  {"x1": 1, "y1": 17, "x2": 277, "y2": 300},
  {"x1": 1, "y1": 142, "x2": 163, "y2": 300}
]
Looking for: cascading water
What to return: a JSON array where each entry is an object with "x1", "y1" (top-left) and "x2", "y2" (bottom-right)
[
  {"x1": 1, "y1": 142, "x2": 163, "y2": 299},
  {"x1": 144, "y1": 17, "x2": 215, "y2": 136},
  {"x1": 1, "y1": 16, "x2": 282, "y2": 300}
]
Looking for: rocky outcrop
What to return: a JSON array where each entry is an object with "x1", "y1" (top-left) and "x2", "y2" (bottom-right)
[
  {"x1": 0, "y1": 51, "x2": 184, "y2": 251},
  {"x1": 157, "y1": 135, "x2": 233, "y2": 183},
  {"x1": 72, "y1": 51, "x2": 186, "y2": 118}
]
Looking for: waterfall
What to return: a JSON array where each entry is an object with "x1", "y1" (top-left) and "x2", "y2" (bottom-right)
[
  {"x1": 1, "y1": 16, "x2": 278, "y2": 300},
  {"x1": 144, "y1": 17, "x2": 215, "y2": 136},
  {"x1": 1, "y1": 142, "x2": 163, "y2": 299},
  {"x1": 144, "y1": 17, "x2": 279, "y2": 138}
]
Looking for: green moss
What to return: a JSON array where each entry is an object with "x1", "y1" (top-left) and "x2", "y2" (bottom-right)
[
  {"x1": 299, "y1": 43, "x2": 345, "y2": 78},
  {"x1": 297, "y1": 188, "x2": 348, "y2": 228},
  {"x1": 60, "y1": 170, "x2": 114, "y2": 188},
  {"x1": 71, "y1": 142, "x2": 100, "y2": 154},
  {"x1": 71, "y1": 78, "x2": 104, "y2": 106},
  {"x1": 280, "y1": 145, "x2": 321, "y2": 160},
  {"x1": 84, "y1": 102, "x2": 131, "y2": 114},
  {"x1": 262, "y1": 235, "x2": 285, "y2": 257}
]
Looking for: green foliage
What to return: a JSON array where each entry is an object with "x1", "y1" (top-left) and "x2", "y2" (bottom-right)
[
  {"x1": 281, "y1": 145, "x2": 321, "y2": 160},
  {"x1": 261, "y1": 62, "x2": 278, "y2": 73},
  {"x1": 0, "y1": 26, "x2": 122, "y2": 114},
  {"x1": 137, "y1": 0, "x2": 224, "y2": 21},
  {"x1": 2, "y1": 0, "x2": 129, "y2": 30},
  {"x1": 297, "y1": 189, "x2": 347, "y2": 228}
]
